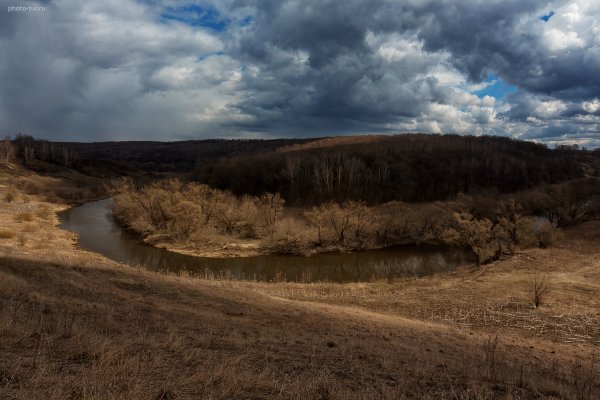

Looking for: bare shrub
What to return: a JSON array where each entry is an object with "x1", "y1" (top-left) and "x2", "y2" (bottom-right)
[
  {"x1": 4, "y1": 189, "x2": 17, "y2": 203},
  {"x1": 24, "y1": 182, "x2": 41, "y2": 196},
  {"x1": 483, "y1": 334, "x2": 499, "y2": 380},
  {"x1": 305, "y1": 206, "x2": 328, "y2": 246},
  {"x1": 571, "y1": 355, "x2": 597, "y2": 400},
  {"x1": 530, "y1": 274, "x2": 550, "y2": 308},
  {"x1": 0, "y1": 137, "x2": 15, "y2": 164},
  {"x1": 187, "y1": 183, "x2": 223, "y2": 225},
  {"x1": 373, "y1": 201, "x2": 414, "y2": 246},
  {"x1": 266, "y1": 216, "x2": 311, "y2": 255},
  {"x1": 447, "y1": 212, "x2": 499, "y2": 266},
  {"x1": 535, "y1": 221, "x2": 558, "y2": 248},
  {"x1": 305, "y1": 200, "x2": 374, "y2": 248},
  {"x1": 214, "y1": 195, "x2": 258, "y2": 238},
  {"x1": 22, "y1": 223, "x2": 38, "y2": 233},
  {"x1": 14, "y1": 212, "x2": 34, "y2": 222},
  {"x1": 35, "y1": 204, "x2": 53, "y2": 220},
  {"x1": 169, "y1": 200, "x2": 201, "y2": 241},
  {"x1": 495, "y1": 199, "x2": 537, "y2": 251},
  {"x1": 254, "y1": 192, "x2": 285, "y2": 237},
  {"x1": 346, "y1": 201, "x2": 374, "y2": 247}
]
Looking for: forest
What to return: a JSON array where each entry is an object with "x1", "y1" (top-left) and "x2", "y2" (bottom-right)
[{"x1": 191, "y1": 134, "x2": 592, "y2": 204}]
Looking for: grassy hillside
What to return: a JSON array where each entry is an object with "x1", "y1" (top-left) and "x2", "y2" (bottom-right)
[{"x1": 1, "y1": 164, "x2": 599, "y2": 399}]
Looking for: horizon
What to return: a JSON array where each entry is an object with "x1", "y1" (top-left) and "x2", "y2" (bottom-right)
[
  {"x1": 4, "y1": 132, "x2": 596, "y2": 150},
  {"x1": 1, "y1": 1, "x2": 600, "y2": 147}
]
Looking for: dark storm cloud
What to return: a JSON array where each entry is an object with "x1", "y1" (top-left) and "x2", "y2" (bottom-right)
[
  {"x1": 229, "y1": 0, "x2": 458, "y2": 135},
  {"x1": 0, "y1": 0, "x2": 599, "y2": 145},
  {"x1": 227, "y1": 0, "x2": 600, "y2": 145}
]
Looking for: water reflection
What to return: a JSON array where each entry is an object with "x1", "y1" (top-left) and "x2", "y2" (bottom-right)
[{"x1": 59, "y1": 199, "x2": 473, "y2": 283}]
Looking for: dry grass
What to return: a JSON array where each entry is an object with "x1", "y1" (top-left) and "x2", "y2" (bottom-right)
[
  {"x1": 0, "y1": 166, "x2": 599, "y2": 399},
  {"x1": 14, "y1": 211, "x2": 34, "y2": 222},
  {"x1": 0, "y1": 161, "x2": 106, "y2": 205},
  {"x1": 0, "y1": 229, "x2": 15, "y2": 239},
  {"x1": 220, "y1": 222, "x2": 600, "y2": 348},
  {"x1": 35, "y1": 204, "x2": 53, "y2": 220},
  {"x1": 2, "y1": 252, "x2": 597, "y2": 399}
]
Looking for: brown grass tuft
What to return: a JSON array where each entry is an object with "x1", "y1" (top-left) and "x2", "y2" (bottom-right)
[
  {"x1": 35, "y1": 204, "x2": 53, "y2": 220},
  {"x1": 4, "y1": 189, "x2": 17, "y2": 203},
  {"x1": 0, "y1": 229, "x2": 15, "y2": 239},
  {"x1": 14, "y1": 211, "x2": 34, "y2": 222}
]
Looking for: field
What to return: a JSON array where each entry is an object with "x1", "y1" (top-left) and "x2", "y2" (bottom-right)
[{"x1": 0, "y1": 164, "x2": 599, "y2": 399}]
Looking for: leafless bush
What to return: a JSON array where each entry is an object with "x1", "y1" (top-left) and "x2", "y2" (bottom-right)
[
  {"x1": 14, "y1": 212, "x2": 34, "y2": 222},
  {"x1": 22, "y1": 223, "x2": 38, "y2": 233},
  {"x1": 483, "y1": 334, "x2": 499, "y2": 380},
  {"x1": 535, "y1": 221, "x2": 558, "y2": 248},
  {"x1": 4, "y1": 189, "x2": 17, "y2": 203},
  {"x1": 530, "y1": 274, "x2": 550, "y2": 308},
  {"x1": 571, "y1": 355, "x2": 597, "y2": 400},
  {"x1": 448, "y1": 212, "x2": 499, "y2": 266},
  {"x1": 35, "y1": 204, "x2": 53, "y2": 220},
  {"x1": 267, "y1": 216, "x2": 311, "y2": 255},
  {"x1": 0, "y1": 137, "x2": 15, "y2": 164},
  {"x1": 305, "y1": 200, "x2": 374, "y2": 248},
  {"x1": 255, "y1": 192, "x2": 285, "y2": 237}
]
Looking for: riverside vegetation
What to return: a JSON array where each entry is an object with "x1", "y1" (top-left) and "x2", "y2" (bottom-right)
[
  {"x1": 1, "y1": 135, "x2": 600, "y2": 399},
  {"x1": 107, "y1": 172, "x2": 600, "y2": 265}
]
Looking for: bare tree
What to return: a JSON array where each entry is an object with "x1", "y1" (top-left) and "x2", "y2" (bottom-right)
[
  {"x1": 255, "y1": 192, "x2": 285, "y2": 237},
  {"x1": 305, "y1": 206, "x2": 327, "y2": 246},
  {"x1": 0, "y1": 137, "x2": 15, "y2": 164},
  {"x1": 283, "y1": 157, "x2": 301, "y2": 196},
  {"x1": 187, "y1": 183, "x2": 222, "y2": 225}
]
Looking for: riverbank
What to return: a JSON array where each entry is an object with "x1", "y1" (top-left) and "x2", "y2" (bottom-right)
[
  {"x1": 60, "y1": 199, "x2": 472, "y2": 283},
  {"x1": 1, "y1": 165, "x2": 599, "y2": 398},
  {"x1": 109, "y1": 177, "x2": 552, "y2": 264}
]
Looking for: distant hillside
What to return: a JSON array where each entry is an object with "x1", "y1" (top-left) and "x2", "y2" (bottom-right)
[
  {"x1": 191, "y1": 134, "x2": 594, "y2": 205},
  {"x1": 58, "y1": 139, "x2": 313, "y2": 172}
]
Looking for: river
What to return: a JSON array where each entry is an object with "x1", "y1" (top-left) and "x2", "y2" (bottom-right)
[{"x1": 58, "y1": 199, "x2": 473, "y2": 283}]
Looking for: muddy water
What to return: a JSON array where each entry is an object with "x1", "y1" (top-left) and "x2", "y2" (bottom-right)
[{"x1": 58, "y1": 199, "x2": 473, "y2": 283}]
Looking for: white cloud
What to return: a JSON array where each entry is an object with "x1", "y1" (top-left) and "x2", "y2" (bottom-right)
[
  {"x1": 583, "y1": 99, "x2": 600, "y2": 113},
  {"x1": 543, "y1": 28, "x2": 585, "y2": 51}
]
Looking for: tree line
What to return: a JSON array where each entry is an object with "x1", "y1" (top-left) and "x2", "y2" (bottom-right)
[{"x1": 1, "y1": 134, "x2": 76, "y2": 168}]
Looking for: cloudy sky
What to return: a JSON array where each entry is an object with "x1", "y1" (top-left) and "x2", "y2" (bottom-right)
[{"x1": 1, "y1": 0, "x2": 599, "y2": 146}]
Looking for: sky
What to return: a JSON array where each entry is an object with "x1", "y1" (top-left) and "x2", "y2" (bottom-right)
[{"x1": 1, "y1": 0, "x2": 599, "y2": 147}]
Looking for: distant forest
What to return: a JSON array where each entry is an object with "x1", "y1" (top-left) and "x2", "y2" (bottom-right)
[
  {"x1": 6, "y1": 133, "x2": 599, "y2": 205},
  {"x1": 191, "y1": 135, "x2": 596, "y2": 205}
]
